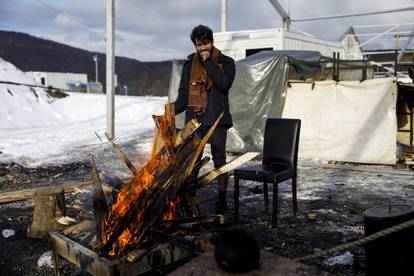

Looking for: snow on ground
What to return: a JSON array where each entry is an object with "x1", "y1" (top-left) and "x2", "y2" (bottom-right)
[{"x1": 0, "y1": 58, "x2": 167, "y2": 166}]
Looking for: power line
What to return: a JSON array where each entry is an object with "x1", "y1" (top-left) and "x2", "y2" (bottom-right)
[
  {"x1": 354, "y1": 31, "x2": 412, "y2": 37},
  {"x1": 33, "y1": 0, "x2": 97, "y2": 29},
  {"x1": 30, "y1": 0, "x2": 178, "y2": 56},
  {"x1": 353, "y1": 22, "x2": 414, "y2": 29},
  {"x1": 292, "y1": 6, "x2": 414, "y2": 22}
]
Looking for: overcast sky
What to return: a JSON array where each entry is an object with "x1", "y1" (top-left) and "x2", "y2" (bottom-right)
[{"x1": 0, "y1": 0, "x2": 413, "y2": 61}]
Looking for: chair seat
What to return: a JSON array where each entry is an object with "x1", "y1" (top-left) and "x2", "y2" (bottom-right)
[{"x1": 234, "y1": 164, "x2": 294, "y2": 183}]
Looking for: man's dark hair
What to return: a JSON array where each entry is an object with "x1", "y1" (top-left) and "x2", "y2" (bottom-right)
[{"x1": 190, "y1": 25, "x2": 214, "y2": 44}]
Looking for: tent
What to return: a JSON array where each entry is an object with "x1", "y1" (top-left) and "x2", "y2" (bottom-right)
[{"x1": 168, "y1": 51, "x2": 397, "y2": 164}]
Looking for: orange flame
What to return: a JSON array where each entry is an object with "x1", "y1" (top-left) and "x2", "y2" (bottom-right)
[
  {"x1": 97, "y1": 109, "x2": 182, "y2": 257},
  {"x1": 162, "y1": 196, "x2": 182, "y2": 221}
]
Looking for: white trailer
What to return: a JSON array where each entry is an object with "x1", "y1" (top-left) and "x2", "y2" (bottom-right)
[
  {"x1": 25, "y1": 71, "x2": 88, "y2": 90},
  {"x1": 213, "y1": 28, "x2": 360, "y2": 61}
]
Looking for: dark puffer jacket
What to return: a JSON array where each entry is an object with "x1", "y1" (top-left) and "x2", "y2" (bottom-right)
[{"x1": 174, "y1": 52, "x2": 236, "y2": 128}]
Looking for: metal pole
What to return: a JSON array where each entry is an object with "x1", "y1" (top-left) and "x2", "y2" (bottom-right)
[
  {"x1": 93, "y1": 54, "x2": 98, "y2": 82},
  {"x1": 362, "y1": 55, "x2": 367, "y2": 81},
  {"x1": 336, "y1": 52, "x2": 340, "y2": 81},
  {"x1": 283, "y1": 19, "x2": 290, "y2": 31},
  {"x1": 268, "y1": 0, "x2": 290, "y2": 30},
  {"x1": 397, "y1": 30, "x2": 414, "y2": 63},
  {"x1": 410, "y1": 107, "x2": 413, "y2": 148},
  {"x1": 394, "y1": 49, "x2": 398, "y2": 77},
  {"x1": 106, "y1": 0, "x2": 115, "y2": 139},
  {"x1": 221, "y1": 0, "x2": 227, "y2": 32}
]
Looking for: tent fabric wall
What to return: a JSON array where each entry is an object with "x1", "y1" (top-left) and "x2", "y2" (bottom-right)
[{"x1": 282, "y1": 78, "x2": 397, "y2": 164}]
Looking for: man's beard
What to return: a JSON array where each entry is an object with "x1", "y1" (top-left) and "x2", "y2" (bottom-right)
[{"x1": 199, "y1": 49, "x2": 211, "y2": 55}]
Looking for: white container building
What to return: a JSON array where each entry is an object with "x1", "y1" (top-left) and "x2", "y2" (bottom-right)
[
  {"x1": 25, "y1": 71, "x2": 88, "y2": 90},
  {"x1": 213, "y1": 28, "x2": 362, "y2": 61}
]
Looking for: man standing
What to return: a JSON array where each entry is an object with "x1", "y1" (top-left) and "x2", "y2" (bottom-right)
[{"x1": 174, "y1": 25, "x2": 236, "y2": 213}]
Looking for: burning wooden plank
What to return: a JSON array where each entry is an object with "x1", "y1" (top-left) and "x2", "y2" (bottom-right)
[
  {"x1": 87, "y1": 104, "x2": 257, "y2": 258},
  {"x1": 98, "y1": 110, "x2": 222, "y2": 256},
  {"x1": 174, "y1": 119, "x2": 201, "y2": 148}
]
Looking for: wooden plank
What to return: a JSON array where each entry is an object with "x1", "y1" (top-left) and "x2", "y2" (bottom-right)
[
  {"x1": 177, "y1": 112, "x2": 224, "y2": 183},
  {"x1": 151, "y1": 126, "x2": 164, "y2": 156},
  {"x1": 193, "y1": 152, "x2": 260, "y2": 189},
  {"x1": 50, "y1": 231, "x2": 194, "y2": 276},
  {"x1": 100, "y1": 165, "x2": 177, "y2": 256},
  {"x1": 105, "y1": 133, "x2": 138, "y2": 175},
  {"x1": 164, "y1": 103, "x2": 176, "y2": 138},
  {"x1": 63, "y1": 220, "x2": 94, "y2": 236},
  {"x1": 49, "y1": 231, "x2": 115, "y2": 276},
  {"x1": 90, "y1": 155, "x2": 108, "y2": 251},
  {"x1": 174, "y1": 119, "x2": 201, "y2": 148},
  {"x1": 156, "y1": 215, "x2": 224, "y2": 227},
  {"x1": 125, "y1": 114, "x2": 225, "y2": 251},
  {"x1": 153, "y1": 115, "x2": 175, "y2": 158},
  {"x1": 100, "y1": 113, "x2": 222, "y2": 256},
  {"x1": 0, "y1": 181, "x2": 114, "y2": 205}
]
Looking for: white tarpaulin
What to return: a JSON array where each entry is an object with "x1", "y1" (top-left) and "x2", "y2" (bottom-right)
[{"x1": 282, "y1": 78, "x2": 397, "y2": 164}]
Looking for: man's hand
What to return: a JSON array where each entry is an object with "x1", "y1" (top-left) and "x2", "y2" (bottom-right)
[{"x1": 200, "y1": 50, "x2": 211, "y2": 61}]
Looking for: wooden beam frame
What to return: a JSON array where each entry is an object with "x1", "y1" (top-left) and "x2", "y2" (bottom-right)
[{"x1": 49, "y1": 231, "x2": 194, "y2": 276}]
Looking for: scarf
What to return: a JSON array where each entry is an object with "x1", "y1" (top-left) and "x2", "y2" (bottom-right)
[{"x1": 188, "y1": 46, "x2": 222, "y2": 114}]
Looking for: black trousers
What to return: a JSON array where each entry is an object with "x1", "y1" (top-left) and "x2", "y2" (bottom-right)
[{"x1": 197, "y1": 126, "x2": 227, "y2": 169}]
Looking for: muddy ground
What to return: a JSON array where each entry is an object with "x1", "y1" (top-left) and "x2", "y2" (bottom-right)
[{"x1": 1, "y1": 148, "x2": 414, "y2": 275}]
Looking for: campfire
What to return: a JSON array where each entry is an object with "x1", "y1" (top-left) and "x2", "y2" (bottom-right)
[{"x1": 47, "y1": 103, "x2": 258, "y2": 274}]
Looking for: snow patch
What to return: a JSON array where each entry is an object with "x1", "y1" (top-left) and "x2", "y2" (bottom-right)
[
  {"x1": 0, "y1": 58, "x2": 167, "y2": 166},
  {"x1": 2, "y1": 229, "x2": 15, "y2": 238},
  {"x1": 37, "y1": 251, "x2": 53, "y2": 268},
  {"x1": 323, "y1": 251, "x2": 354, "y2": 266}
]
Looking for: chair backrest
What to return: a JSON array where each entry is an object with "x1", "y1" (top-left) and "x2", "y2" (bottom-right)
[{"x1": 262, "y1": 118, "x2": 301, "y2": 168}]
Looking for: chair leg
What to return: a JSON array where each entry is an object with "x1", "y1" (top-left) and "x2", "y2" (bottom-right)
[
  {"x1": 263, "y1": 182, "x2": 269, "y2": 210},
  {"x1": 272, "y1": 182, "x2": 278, "y2": 228},
  {"x1": 234, "y1": 176, "x2": 240, "y2": 224},
  {"x1": 292, "y1": 175, "x2": 298, "y2": 215}
]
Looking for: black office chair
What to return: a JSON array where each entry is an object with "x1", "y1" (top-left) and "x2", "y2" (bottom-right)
[{"x1": 233, "y1": 118, "x2": 301, "y2": 228}]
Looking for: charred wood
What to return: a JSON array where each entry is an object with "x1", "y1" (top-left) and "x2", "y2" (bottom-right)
[{"x1": 91, "y1": 155, "x2": 108, "y2": 251}]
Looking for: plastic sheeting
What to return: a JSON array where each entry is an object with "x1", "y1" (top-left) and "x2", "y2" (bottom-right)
[
  {"x1": 227, "y1": 54, "x2": 288, "y2": 152},
  {"x1": 228, "y1": 51, "x2": 322, "y2": 151},
  {"x1": 282, "y1": 78, "x2": 397, "y2": 164}
]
